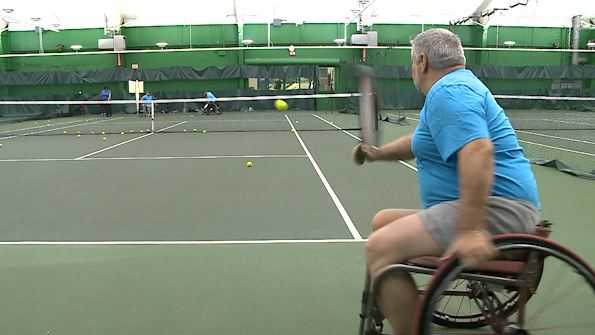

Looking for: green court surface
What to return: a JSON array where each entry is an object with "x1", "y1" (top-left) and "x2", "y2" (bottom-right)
[{"x1": 0, "y1": 111, "x2": 593, "y2": 334}]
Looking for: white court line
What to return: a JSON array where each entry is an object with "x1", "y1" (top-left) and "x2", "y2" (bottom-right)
[
  {"x1": 516, "y1": 130, "x2": 595, "y2": 146},
  {"x1": 23, "y1": 117, "x2": 123, "y2": 136},
  {"x1": 542, "y1": 118, "x2": 595, "y2": 127},
  {"x1": 0, "y1": 136, "x2": 17, "y2": 141},
  {"x1": 311, "y1": 113, "x2": 418, "y2": 172},
  {"x1": 0, "y1": 155, "x2": 308, "y2": 163},
  {"x1": 406, "y1": 115, "x2": 595, "y2": 158},
  {"x1": 518, "y1": 140, "x2": 595, "y2": 158},
  {"x1": 285, "y1": 115, "x2": 362, "y2": 240},
  {"x1": 75, "y1": 121, "x2": 187, "y2": 160},
  {"x1": 0, "y1": 118, "x2": 90, "y2": 134},
  {"x1": 311, "y1": 114, "x2": 360, "y2": 141},
  {"x1": 0, "y1": 238, "x2": 367, "y2": 246}
]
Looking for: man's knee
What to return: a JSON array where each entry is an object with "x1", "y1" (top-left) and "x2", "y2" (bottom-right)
[
  {"x1": 371, "y1": 209, "x2": 395, "y2": 231},
  {"x1": 371, "y1": 209, "x2": 417, "y2": 232},
  {"x1": 366, "y1": 232, "x2": 405, "y2": 275}
]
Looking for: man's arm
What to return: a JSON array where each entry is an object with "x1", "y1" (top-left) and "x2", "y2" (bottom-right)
[
  {"x1": 443, "y1": 138, "x2": 496, "y2": 266},
  {"x1": 458, "y1": 138, "x2": 493, "y2": 232},
  {"x1": 355, "y1": 134, "x2": 414, "y2": 164}
]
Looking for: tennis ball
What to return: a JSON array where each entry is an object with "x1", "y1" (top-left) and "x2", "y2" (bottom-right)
[
  {"x1": 193, "y1": 129, "x2": 198, "y2": 132},
  {"x1": 202, "y1": 130, "x2": 207, "y2": 134},
  {"x1": 63, "y1": 130, "x2": 68, "y2": 134},
  {"x1": 246, "y1": 161, "x2": 253, "y2": 167},
  {"x1": 102, "y1": 137, "x2": 107, "y2": 141},
  {"x1": 77, "y1": 134, "x2": 81, "y2": 138},
  {"x1": 120, "y1": 132, "x2": 125, "y2": 135},
  {"x1": 274, "y1": 99, "x2": 288, "y2": 112}
]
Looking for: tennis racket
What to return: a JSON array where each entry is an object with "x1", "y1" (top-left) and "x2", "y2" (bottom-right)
[{"x1": 353, "y1": 65, "x2": 381, "y2": 165}]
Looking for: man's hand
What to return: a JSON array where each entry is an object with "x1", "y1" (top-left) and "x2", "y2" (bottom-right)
[
  {"x1": 352, "y1": 143, "x2": 383, "y2": 165},
  {"x1": 442, "y1": 229, "x2": 497, "y2": 267}
]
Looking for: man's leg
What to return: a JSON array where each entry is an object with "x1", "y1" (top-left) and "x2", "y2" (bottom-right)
[
  {"x1": 371, "y1": 209, "x2": 419, "y2": 231},
  {"x1": 366, "y1": 214, "x2": 443, "y2": 335}
]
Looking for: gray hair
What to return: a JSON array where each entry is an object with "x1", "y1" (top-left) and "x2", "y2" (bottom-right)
[{"x1": 411, "y1": 28, "x2": 466, "y2": 69}]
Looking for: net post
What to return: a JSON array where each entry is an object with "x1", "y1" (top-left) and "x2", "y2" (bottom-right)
[{"x1": 151, "y1": 101, "x2": 155, "y2": 133}]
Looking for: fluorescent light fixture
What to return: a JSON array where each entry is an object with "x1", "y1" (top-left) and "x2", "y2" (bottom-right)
[
  {"x1": 156, "y1": 42, "x2": 168, "y2": 49},
  {"x1": 242, "y1": 39, "x2": 254, "y2": 46},
  {"x1": 334, "y1": 38, "x2": 346, "y2": 46},
  {"x1": 70, "y1": 44, "x2": 82, "y2": 52},
  {"x1": 587, "y1": 41, "x2": 595, "y2": 49},
  {"x1": 503, "y1": 40, "x2": 516, "y2": 47}
]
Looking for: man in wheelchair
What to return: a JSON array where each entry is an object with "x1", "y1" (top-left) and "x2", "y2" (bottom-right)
[
  {"x1": 202, "y1": 91, "x2": 221, "y2": 115},
  {"x1": 353, "y1": 29, "x2": 541, "y2": 335}
]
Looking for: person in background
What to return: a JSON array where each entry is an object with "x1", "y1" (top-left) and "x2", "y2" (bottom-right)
[
  {"x1": 141, "y1": 92, "x2": 155, "y2": 116},
  {"x1": 99, "y1": 86, "x2": 112, "y2": 117},
  {"x1": 203, "y1": 91, "x2": 220, "y2": 114}
]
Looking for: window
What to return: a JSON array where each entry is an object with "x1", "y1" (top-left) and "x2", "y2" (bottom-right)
[
  {"x1": 318, "y1": 67, "x2": 335, "y2": 92},
  {"x1": 247, "y1": 77, "x2": 313, "y2": 90}
]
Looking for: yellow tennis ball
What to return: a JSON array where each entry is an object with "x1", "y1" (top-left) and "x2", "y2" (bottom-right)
[
  {"x1": 102, "y1": 137, "x2": 107, "y2": 141},
  {"x1": 245, "y1": 161, "x2": 253, "y2": 167},
  {"x1": 77, "y1": 134, "x2": 81, "y2": 138},
  {"x1": 202, "y1": 130, "x2": 207, "y2": 134},
  {"x1": 274, "y1": 99, "x2": 288, "y2": 112}
]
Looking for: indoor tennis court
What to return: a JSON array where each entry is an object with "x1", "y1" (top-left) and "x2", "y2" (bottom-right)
[{"x1": 0, "y1": 1, "x2": 594, "y2": 334}]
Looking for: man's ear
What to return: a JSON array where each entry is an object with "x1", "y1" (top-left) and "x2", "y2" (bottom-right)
[{"x1": 419, "y1": 53, "x2": 429, "y2": 73}]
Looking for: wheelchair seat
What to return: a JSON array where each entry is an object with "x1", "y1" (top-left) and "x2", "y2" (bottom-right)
[{"x1": 407, "y1": 221, "x2": 552, "y2": 276}]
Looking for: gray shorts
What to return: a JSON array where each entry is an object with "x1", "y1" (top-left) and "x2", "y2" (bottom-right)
[{"x1": 418, "y1": 196, "x2": 540, "y2": 249}]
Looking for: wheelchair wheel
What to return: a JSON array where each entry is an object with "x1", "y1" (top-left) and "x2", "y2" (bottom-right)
[
  {"x1": 431, "y1": 260, "x2": 544, "y2": 329},
  {"x1": 415, "y1": 234, "x2": 595, "y2": 335}
]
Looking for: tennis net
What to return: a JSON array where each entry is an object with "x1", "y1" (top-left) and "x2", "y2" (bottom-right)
[
  {"x1": 0, "y1": 93, "x2": 362, "y2": 137},
  {"x1": 494, "y1": 95, "x2": 595, "y2": 130}
]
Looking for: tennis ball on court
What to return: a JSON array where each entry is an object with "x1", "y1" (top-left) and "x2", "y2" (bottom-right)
[
  {"x1": 202, "y1": 130, "x2": 207, "y2": 134},
  {"x1": 63, "y1": 130, "x2": 68, "y2": 134},
  {"x1": 102, "y1": 137, "x2": 107, "y2": 141},
  {"x1": 77, "y1": 134, "x2": 81, "y2": 138},
  {"x1": 274, "y1": 99, "x2": 288, "y2": 112},
  {"x1": 101, "y1": 131, "x2": 105, "y2": 135},
  {"x1": 246, "y1": 161, "x2": 253, "y2": 167},
  {"x1": 193, "y1": 129, "x2": 198, "y2": 132},
  {"x1": 0, "y1": 143, "x2": 3, "y2": 148},
  {"x1": 120, "y1": 132, "x2": 125, "y2": 135}
]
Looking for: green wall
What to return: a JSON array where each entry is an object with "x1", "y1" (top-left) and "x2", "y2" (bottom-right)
[{"x1": 0, "y1": 22, "x2": 593, "y2": 102}]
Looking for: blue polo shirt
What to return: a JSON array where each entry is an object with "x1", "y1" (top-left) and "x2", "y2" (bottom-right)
[
  {"x1": 411, "y1": 68, "x2": 540, "y2": 209},
  {"x1": 99, "y1": 89, "x2": 111, "y2": 101},
  {"x1": 141, "y1": 94, "x2": 154, "y2": 103},
  {"x1": 206, "y1": 91, "x2": 216, "y2": 102}
]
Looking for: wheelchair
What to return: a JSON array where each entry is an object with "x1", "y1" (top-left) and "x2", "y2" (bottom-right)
[
  {"x1": 359, "y1": 221, "x2": 595, "y2": 335},
  {"x1": 201, "y1": 102, "x2": 222, "y2": 115}
]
